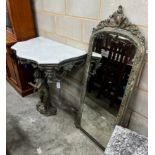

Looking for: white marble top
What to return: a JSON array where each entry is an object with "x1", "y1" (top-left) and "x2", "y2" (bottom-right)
[
  {"x1": 11, "y1": 37, "x2": 86, "y2": 65},
  {"x1": 92, "y1": 52, "x2": 102, "y2": 58}
]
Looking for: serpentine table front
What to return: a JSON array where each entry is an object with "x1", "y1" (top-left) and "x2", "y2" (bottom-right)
[{"x1": 11, "y1": 37, "x2": 87, "y2": 116}]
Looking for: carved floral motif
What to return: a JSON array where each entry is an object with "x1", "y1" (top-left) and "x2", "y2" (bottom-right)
[{"x1": 93, "y1": 5, "x2": 145, "y2": 45}]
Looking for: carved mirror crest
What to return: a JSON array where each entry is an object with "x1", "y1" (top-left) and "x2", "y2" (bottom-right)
[{"x1": 76, "y1": 5, "x2": 146, "y2": 150}]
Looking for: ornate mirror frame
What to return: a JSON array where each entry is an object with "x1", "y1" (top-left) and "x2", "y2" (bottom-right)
[{"x1": 76, "y1": 5, "x2": 146, "y2": 134}]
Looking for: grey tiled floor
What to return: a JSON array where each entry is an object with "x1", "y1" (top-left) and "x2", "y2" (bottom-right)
[{"x1": 6, "y1": 82, "x2": 104, "y2": 155}]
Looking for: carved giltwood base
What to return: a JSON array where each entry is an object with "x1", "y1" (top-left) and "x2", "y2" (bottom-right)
[
  {"x1": 36, "y1": 102, "x2": 57, "y2": 116},
  {"x1": 29, "y1": 68, "x2": 58, "y2": 116}
]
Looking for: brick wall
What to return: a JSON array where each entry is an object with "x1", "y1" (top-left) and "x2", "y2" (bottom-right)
[{"x1": 33, "y1": 0, "x2": 148, "y2": 136}]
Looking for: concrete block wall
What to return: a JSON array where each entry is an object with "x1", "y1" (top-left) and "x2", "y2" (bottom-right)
[
  {"x1": 32, "y1": 0, "x2": 148, "y2": 136},
  {"x1": 129, "y1": 58, "x2": 148, "y2": 136}
]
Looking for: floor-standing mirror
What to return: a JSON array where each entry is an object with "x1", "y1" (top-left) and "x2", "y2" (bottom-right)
[{"x1": 76, "y1": 6, "x2": 146, "y2": 150}]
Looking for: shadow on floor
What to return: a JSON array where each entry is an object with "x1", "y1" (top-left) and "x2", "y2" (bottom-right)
[{"x1": 6, "y1": 115, "x2": 36, "y2": 155}]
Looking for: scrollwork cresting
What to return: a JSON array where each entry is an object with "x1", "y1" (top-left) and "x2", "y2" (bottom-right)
[{"x1": 93, "y1": 5, "x2": 145, "y2": 45}]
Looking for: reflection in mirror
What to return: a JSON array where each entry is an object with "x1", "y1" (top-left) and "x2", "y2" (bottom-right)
[
  {"x1": 81, "y1": 33, "x2": 136, "y2": 148},
  {"x1": 78, "y1": 5, "x2": 146, "y2": 150}
]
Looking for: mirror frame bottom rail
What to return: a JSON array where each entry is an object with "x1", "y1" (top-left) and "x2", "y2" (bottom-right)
[{"x1": 79, "y1": 127, "x2": 106, "y2": 151}]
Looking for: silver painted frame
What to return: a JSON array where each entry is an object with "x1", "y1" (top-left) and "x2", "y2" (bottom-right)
[{"x1": 75, "y1": 5, "x2": 146, "y2": 149}]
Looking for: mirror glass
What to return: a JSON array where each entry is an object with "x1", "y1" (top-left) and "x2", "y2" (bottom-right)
[{"x1": 81, "y1": 33, "x2": 136, "y2": 148}]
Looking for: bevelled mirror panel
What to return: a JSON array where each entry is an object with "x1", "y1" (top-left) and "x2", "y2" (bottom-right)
[{"x1": 77, "y1": 5, "x2": 146, "y2": 150}]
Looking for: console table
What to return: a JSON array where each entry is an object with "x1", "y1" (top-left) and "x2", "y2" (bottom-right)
[{"x1": 11, "y1": 37, "x2": 87, "y2": 116}]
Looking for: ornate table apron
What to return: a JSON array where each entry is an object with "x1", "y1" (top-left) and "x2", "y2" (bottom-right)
[{"x1": 15, "y1": 53, "x2": 86, "y2": 116}]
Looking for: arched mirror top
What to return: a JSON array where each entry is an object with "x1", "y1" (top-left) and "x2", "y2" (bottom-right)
[{"x1": 89, "y1": 5, "x2": 145, "y2": 51}]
